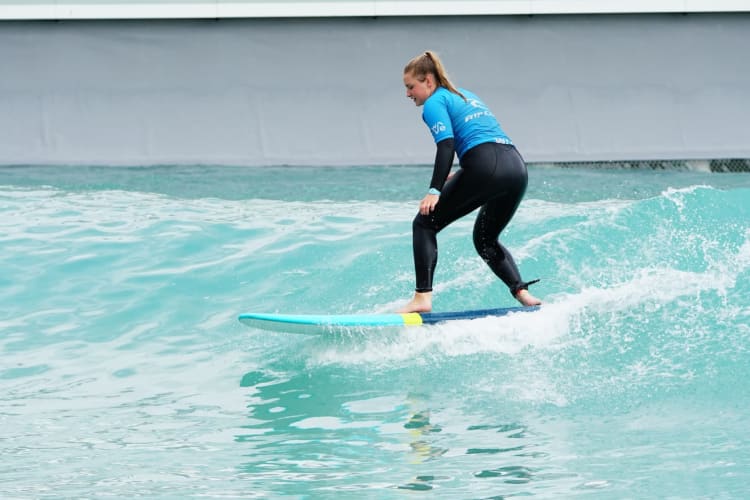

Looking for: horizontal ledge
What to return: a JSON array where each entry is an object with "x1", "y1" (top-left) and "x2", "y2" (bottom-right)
[{"x1": 1, "y1": 1, "x2": 749, "y2": 20}]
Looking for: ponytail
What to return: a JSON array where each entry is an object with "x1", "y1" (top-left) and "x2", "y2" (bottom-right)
[{"x1": 404, "y1": 51, "x2": 466, "y2": 101}]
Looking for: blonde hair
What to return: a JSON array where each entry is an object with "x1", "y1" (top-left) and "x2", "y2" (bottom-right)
[{"x1": 404, "y1": 50, "x2": 466, "y2": 101}]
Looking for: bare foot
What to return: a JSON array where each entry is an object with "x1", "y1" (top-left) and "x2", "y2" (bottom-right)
[
  {"x1": 397, "y1": 292, "x2": 432, "y2": 313},
  {"x1": 515, "y1": 289, "x2": 542, "y2": 307}
]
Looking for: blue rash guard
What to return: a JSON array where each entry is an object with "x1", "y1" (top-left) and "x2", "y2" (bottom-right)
[{"x1": 422, "y1": 87, "x2": 512, "y2": 159}]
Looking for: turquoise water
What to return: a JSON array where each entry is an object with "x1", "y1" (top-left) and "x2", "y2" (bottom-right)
[{"x1": 2, "y1": 165, "x2": 749, "y2": 499}]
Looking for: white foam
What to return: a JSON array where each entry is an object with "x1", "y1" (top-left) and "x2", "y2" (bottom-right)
[{"x1": 307, "y1": 302, "x2": 576, "y2": 368}]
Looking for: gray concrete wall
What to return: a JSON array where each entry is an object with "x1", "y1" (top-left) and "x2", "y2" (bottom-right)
[{"x1": 1, "y1": 14, "x2": 749, "y2": 166}]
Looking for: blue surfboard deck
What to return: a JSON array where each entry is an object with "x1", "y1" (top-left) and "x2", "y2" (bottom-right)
[{"x1": 238, "y1": 306, "x2": 539, "y2": 334}]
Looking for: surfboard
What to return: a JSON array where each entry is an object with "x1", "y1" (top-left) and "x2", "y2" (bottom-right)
[{"x1": 238, "y1": 306, "x2": 539, "y2": 334}]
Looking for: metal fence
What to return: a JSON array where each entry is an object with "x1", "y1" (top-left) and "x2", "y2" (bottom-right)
[{"x1": 533, "y1": 159, "x2": 750, "y2": 173}]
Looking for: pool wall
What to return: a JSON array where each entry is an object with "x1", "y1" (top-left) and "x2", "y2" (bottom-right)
[{"x1": 2, "y1": 13, "x2": 749, "y2": 166}]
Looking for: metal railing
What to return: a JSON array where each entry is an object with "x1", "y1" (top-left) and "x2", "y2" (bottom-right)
[{"x1": 533, "y1": 158, "x2": 750, "y2": 173}]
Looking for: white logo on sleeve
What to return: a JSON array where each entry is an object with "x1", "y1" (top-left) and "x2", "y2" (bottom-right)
[{"x1": 431, "y1": 121, "x2": 446, "y2": 135}]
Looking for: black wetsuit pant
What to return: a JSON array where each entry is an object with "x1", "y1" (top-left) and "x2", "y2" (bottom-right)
[{"x1": 412, "y1": 142, "x2": 529, "y2": 296}]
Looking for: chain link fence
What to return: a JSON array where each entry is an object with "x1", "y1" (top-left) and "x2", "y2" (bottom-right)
[{"x1": 532, "y1": 159, "x2": 750, "y2": 173}]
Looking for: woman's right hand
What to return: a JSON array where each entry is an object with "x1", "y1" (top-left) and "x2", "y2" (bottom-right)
[{"x1": 419, "y1": 193, "x2": 440, "y2": 215}]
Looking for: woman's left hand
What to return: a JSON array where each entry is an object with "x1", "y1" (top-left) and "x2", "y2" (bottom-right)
[{"x1": 419, "y1": 193, "x2": 440, "y2": 215}]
